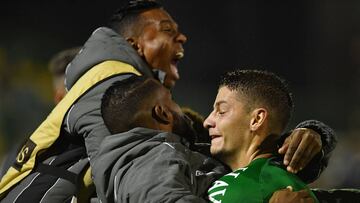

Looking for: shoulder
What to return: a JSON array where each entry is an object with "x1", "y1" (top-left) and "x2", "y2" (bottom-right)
[
  {"x1": 259, "y1": 158, "x2": 301, "y2": 184},
  {"x1": 259, "y1": 158, "x2": 310, "y2": 201}
]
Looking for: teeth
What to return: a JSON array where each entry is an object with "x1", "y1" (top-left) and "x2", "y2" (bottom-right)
[{"x1": 175, "y1": 52, "x2": 184, "y2": 59}]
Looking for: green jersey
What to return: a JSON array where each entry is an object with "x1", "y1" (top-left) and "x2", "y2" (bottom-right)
[{"x1": 207, "y1": 157, "x2": 318, "y2": 203}]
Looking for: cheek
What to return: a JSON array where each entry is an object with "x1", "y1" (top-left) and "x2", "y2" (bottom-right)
[
  {"x1": 219, "y1": 117, "x2": 242, "y2": 142},
  {"x1": 143, "y1": 39, "x2": 171, "y2": 67},
  {"x1": 217, "y1": 116, "x2": 235, "y2": 133}
]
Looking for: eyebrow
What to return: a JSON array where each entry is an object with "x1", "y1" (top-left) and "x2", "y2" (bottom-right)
[
  {"x1": 214, "y1": 100, "x2": 227, "y2": 109},
  {"x1": 159, "y1": 20, "x2": 178, "y2": 28},
  {"x1": 160, "y1": 19, "x2": 173, "y2": 24}
]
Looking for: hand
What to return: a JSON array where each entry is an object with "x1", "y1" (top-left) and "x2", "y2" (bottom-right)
[
  {"x1": 269, "y1": 186, "x2": 314, "y2": 203},
  {"x1": 278, "y1": 128, "x2": 322, "y2": 173}
]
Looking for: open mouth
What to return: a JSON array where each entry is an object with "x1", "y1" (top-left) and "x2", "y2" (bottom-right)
[
  {"x1": 171, "y1": 58, "x2": 180, "y2": 67},
  {"x1": 171, "y1": 50, "x2": 184, "y2": 66},
  {"x1": 170, "y1": 61, "x2": 179, "y2": 80},
  {"x1": 175, "y1": 51, "x2": 184, "y2": 59},
  {"x1": 173, "y1": 50, "x2": 184, "y2": 63},
  {"x1": 170, "y1": 51, "x2": 184, "y2": 80}
]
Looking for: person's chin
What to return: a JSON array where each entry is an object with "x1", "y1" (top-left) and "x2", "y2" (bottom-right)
[
  {"x1": 165, "y1": 81, "x2": 175, "y2": 88},
  {"x1": 210, "y1": 147, "x2": 221, "y2": 157},
  {"x1": 210, "y1": 141, "x2": 224, "y2": 154},
  {"x1": 164, "y1": 79, "x2": 176, "y2": 89},
  {"x1": 211, "y1": 137, "x2": 223, "y2": 148}
]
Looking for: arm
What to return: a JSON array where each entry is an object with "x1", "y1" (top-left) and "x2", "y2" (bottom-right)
[
  {"x1": 91, "y1": 130, "x2": 211, "y2": 203},
  {"x1": 296, "y1": 120, "x2": 336, "y2": 183},
  {"x1": 270, "y1": 186, "x2": 315, "y2": 203},
  {"x1": 65, "y1": 75, "x2": 134, "y2": 159},
  {"x1": 114, "y1": 145, "x2": 209, "y2": 203},
  {"x1": 277, "y1": 120, "x2": 337, "y2": 183}
]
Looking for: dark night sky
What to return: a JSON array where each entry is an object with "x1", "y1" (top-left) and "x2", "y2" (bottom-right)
[{"x1": 0, "y1": 0, "x2": 359, "y2": 133}]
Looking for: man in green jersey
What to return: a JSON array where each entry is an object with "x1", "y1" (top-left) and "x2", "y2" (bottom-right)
[{"x1": 205, "y1": 69, "x2": 318, "y2": 203}]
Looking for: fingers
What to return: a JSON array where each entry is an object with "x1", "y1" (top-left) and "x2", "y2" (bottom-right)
[
  {"x1": 293, "y1": 189, "x2": 314, "y2": 203},
  {"x1": 286, "y1": 186, "x2": 293, "y2": 191},
  {"x1": 283, "y1": 131, "x2": 302, "y2": 167},
  {"x1": 305, "y1": 128, "x2": 322, "y2": 156},
  {"x1": 278, "y1": 136, "x2": 291, "y2": 154},
  {"x1": 269, "y1": 186, "x2": 294, "y2": 203},
  {"x1": 287, "y1": 138, "x2": 314, "y2": 173},
  {"x1": 311, "y1": 131, "x2": 322, "y2": 155},
  {"x1": 295, "y1": 189, "x2": 312, "y2": 198},
  {"x1": 294, "y1": 145, "x2": 317, "y2": 172},
  {"x1": 270, "y1": 187, "x2": 314, "y2": 203},
  {"x1": 286, "y1": 128, "x2": 322, "y2": 173},
  {"x1": 296, "y1": 189, "x2": 314, "y2": 203},
  {"x1": 278, "y1": 142, "x2": 289, "y2": 155}
]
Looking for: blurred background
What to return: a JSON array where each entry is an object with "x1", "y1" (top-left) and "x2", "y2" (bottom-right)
[{"x1": 0, "y1": 0, "x2": 359, "y2": 188}]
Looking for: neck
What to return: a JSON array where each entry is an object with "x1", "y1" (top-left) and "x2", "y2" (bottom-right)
[
  {"x1": 226, "y1": 132, "x2": 275, "y2": 171},
  {"x1": 226, "y1": 146, "x2": 273, "y2": 171}
]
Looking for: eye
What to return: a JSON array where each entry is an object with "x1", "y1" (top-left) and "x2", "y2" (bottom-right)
[
  {"x1": 160, "y1": 21, "x2": 178, "y2": 36},
  {"x1": 162, "y1": 26, "x2": 172, "y2": 32},
  {"x1": 162, "y1": 27, "x2": 175, "y2": 34},
  {"x1": 161, "y1": 25, "x2": 176, "y2": 35},
  {"x1": 217, "y1": 110, "x2": 226, "y2": 116},
  {"x1": 215, "y1": 103, "x2": 229, "y2": 117}
]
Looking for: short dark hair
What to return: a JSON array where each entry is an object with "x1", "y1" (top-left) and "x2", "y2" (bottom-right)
[
  {"x1": 220, "y1": 69, "x2": 294, "y2": 132},
  {"x1": 48, "y1": 47, "x2": 81, "y2": 89},
  {"x1": 101, "y1": 75, "x2": 162, "y2": 134},
  {"x1": 108, "y1": 0, "x2": 162, "y2": 37},
  {"x1": 48, "y1": 47, "x2": 81, "y2": 77}
]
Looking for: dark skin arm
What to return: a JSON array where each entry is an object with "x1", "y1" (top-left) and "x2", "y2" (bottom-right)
[
  {"x1": 278, "y1": 128, "x2": 322, "y2": 173},
  {"x1": 270, "y1": 186, "x2": 315, "y2": 203}
]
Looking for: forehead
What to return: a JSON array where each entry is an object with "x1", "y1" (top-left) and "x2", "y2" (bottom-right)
[
  {"x1": 215, "y1": 87, "x2": 238, "y2": 103},
  {"x1": 140, "y1": 8, "x2": 177, "y2": 26},
  {"x1": 214, "y1": 86, "x2": 249, "y2": 108}
]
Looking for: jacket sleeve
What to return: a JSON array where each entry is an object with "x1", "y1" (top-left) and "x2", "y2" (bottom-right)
[
  {"x1": 311, "y1": 188, "x2": 360, "y2": 202},
  {"x1": 294, "y1": 120, "x2": 337, "y2": 183},
  {"x1": 65, "y1": 75, "x2": 134, "y2": 160},
  {"x1": 113, "y1": 143, "x2": 209, "y2": 203}
]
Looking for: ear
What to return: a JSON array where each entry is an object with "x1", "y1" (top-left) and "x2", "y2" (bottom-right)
[
  {"x1": 249, "y1": 108, "x2": 267, "y2": 131},
  {"x1": 152, "y1": 105, "x2": 172, "y2": 125},
  {"x1": 126, "y1": 37, "x2": 144, "y2": 56}
]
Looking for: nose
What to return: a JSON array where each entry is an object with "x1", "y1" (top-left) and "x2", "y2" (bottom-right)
[
  {"x1": 176, "y1": 32, "x2": 187, "y2": 44},
  {"x1": 203, "y1": 112, "x2": 215, "y2": 130}
]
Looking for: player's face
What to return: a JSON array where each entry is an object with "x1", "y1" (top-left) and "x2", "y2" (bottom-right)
[
  {"x1": 155, "y1": 84, "x2": 196, "y2": 141},
  {"x1": 204, "y1": 87, "x2": 252, "y2": 163},
  {"x1": 137, "y1": 8, "x2": 187, "y2": 88}
]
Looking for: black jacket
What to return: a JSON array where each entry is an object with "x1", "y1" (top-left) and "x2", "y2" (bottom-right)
[{"x1": 92, "y1": 127, "x2": 228, "y2": 203}]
